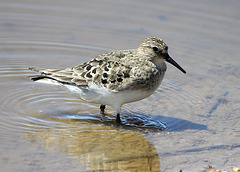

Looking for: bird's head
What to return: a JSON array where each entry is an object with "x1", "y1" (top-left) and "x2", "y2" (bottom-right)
[{"x1": 137, "y1": 37, "x2": 186, "y2": 74}]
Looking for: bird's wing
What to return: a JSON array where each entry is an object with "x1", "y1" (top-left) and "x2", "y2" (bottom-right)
[{"x1": 29, "y1": 49, "x2": 159, "y2": 91}]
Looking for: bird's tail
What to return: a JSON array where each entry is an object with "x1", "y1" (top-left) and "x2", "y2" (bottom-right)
[{"x1": 28, "y1": 67, "x2": 62, "y2": 85}]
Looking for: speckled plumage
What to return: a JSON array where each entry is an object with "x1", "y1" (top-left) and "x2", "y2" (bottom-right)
[{"x1": 29, "y1": 37, "x2": 186, "y2": 123}]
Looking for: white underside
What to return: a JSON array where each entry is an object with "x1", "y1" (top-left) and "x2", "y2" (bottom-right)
[{"x1": 64, "y1": 83, "x2": 157, "y2": 114}]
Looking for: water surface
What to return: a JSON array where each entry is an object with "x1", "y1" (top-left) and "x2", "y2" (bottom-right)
[{"x1": 0, "y1": 0, "x2": 240, "y2": 171}]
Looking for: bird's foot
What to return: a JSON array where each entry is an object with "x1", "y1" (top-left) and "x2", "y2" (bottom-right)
[
  {"x1": 116, "y1": 113, "x2": 121, "y2": 124},
  {"x1": 100, "y1": 104, "x2": 106, "y2": 114}
]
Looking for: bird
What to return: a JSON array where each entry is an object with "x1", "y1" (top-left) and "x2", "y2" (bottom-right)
[{"x1": 29, "y1": 37, "x2": 186, "y2": 123}]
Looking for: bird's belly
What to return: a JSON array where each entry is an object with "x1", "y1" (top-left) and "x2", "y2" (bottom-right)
[
  {"x1": 115, "y1": 89, "x2": 155, "y2": 104},
  {"x1": 63, "y1": 83, "x2": 158, "y2": 108}
]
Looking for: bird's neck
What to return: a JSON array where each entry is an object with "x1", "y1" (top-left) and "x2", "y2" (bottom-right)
[{"x1": 154, "y1": 61, "x2": 167, "y2": 74}]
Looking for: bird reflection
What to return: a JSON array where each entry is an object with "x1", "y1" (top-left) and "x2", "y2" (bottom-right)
[{"x1": 27, "y1": 115, "x2": 161, "y2": 171}]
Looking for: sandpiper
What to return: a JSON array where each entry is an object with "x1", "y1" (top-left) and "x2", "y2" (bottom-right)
[{"x1": 29, "y1": 37, "x2": 186, "y2": 123}]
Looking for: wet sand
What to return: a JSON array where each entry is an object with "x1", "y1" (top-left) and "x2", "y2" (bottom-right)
[{"x1": 0, "y1": 0, "x2": 240, "y2": 171}]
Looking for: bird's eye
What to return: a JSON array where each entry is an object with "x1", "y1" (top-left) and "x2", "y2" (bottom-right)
[{"x1": 152, "y1": 46, "x2": 159, "y2": 52}]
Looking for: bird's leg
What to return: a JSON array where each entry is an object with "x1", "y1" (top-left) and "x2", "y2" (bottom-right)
[
  {"x1": 100, "y1": 104, "x2": 106, "y2": 114},
  {"x1": 116, "y1": 113, "x2": 121, "y2": 123}
]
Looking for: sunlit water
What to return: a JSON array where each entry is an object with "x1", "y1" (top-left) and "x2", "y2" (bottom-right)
[{"x1": 1, "y1": 0, "x2": 240, "y2": 171}]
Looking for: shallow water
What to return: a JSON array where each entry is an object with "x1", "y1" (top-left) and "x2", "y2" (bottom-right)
[{"x1": 1, "y1": 0, "x2": 240, "y2": 171}]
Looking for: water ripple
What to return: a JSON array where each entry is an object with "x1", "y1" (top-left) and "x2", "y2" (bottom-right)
[
  {"x1": 0, "y1": 40, "x2": 109, "y2": 51},
  {"x1": 0, "y1": 65, "x2": 167, "y2": 135}
]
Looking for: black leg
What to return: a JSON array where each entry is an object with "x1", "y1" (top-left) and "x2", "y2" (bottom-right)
[
  {"x1": 116, "y1": 113, "x2": 121, "y2": 123},
  {"x1": 100, "y1": 104, "x2": 106, "y2": 114}
]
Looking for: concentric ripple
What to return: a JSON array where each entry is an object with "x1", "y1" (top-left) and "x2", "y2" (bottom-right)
[
  {"x1": 0, "y1": 63, "x2": 214, "y2": 135},
  {"x1": 0, "y1": 68, "x2": 166, "y2": 133}
]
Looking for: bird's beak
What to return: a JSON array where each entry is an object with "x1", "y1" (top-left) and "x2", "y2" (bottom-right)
[{"x1": 164, "y1": 53, "x2": 186, "y2": 74}]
